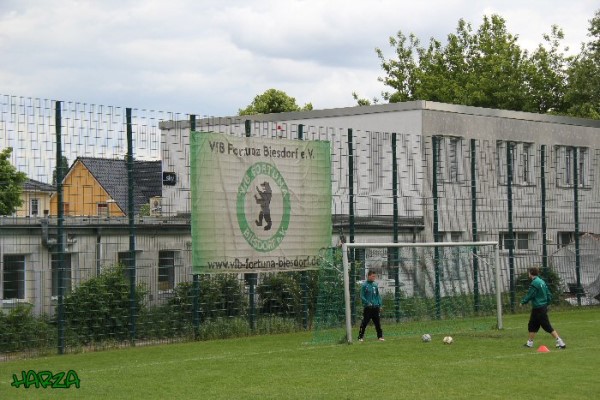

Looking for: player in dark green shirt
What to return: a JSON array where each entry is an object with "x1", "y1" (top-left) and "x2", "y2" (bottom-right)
[
  {"x1": 520, "y1": 267, "x2": 566, "y2": 349},
  {"x1": 357, "y1": 270, "x2": 384, "y2": 342}
]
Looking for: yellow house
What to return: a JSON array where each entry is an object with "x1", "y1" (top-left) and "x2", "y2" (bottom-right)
[
  {"x1": 50, "y1": 157, "x2": 162, "y2": 217},
  {"x1": 15, "y1": 179, "x2": 55, "y2": 217}
]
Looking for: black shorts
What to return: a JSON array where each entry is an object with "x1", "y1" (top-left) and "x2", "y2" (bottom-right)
[{"x1": 528, "y1": 306, "x2": 554, "y2": 333}]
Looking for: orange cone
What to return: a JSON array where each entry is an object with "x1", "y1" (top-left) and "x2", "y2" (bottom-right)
[{"x1": 537, "y1": 345, "x2": 550, "y2": 353}]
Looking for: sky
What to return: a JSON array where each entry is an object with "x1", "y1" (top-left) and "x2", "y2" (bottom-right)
[{"x1": 0, "y1": 0, "x2": 597, "y2": 117}]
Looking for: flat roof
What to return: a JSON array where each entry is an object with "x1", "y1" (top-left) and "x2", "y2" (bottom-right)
[{"x1": 160, "y1": 101, "x2": 600, "y2": 130}]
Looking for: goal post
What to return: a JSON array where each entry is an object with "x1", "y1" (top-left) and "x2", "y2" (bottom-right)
[{"x1": 340, "y1": 241, "x2": 502, "y2": 344}]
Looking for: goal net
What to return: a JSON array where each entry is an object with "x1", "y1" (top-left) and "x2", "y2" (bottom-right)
[{"x1": 312, "y1": 241, "x2": 502, "y2": 344}]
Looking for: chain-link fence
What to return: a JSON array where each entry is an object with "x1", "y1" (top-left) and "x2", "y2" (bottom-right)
[{"x1": 1, "y1": 94, "x2": 599, "y2": 359}]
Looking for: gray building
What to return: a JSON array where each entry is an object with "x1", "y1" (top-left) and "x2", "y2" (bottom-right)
[
  {"x1": 159, "y1": 101, "x2": 600, "y2": 297},
  {"x1": 3, "y1": 100, "x2": 600, "y2": 314}
]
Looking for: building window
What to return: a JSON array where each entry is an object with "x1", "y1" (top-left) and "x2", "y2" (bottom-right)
[
  {"x1": 51, "y1": 253, "x2": 72, "y2": 297},
  {"x1": 2, "y1": 254, "x2": 25, "y2": 300},
  {"x1": 497, "y1": 141, "x2": 535, "y2": 185},
  {"x1": 440, "y1": 232, "x2": 463, "y2": 243},
  {"x1": 556, "y1": 146, "x2": 590, "y2": 188},
  {"x1": 158, "y1": 251, "x2": 176, "y2": 292},
  {"x1": 97, "y1": 203, "x2": 108, "y2": 217},
  {"x1": 368, "y1": 132, "x2": 387, "y2": 192},
  {"x1": 499, "y1": 232, "x2": 532, "y2": 251},
  {"x1": 354, "y1": 248, "x2": 367, "y2": 281},
  {"x1": 520, "y1": 143, "x2": 532, "y2": 184},
  {"x1": 440, "y1": 232, "x2": 463, "y2": 280},
  {"x1": 118, "y1": 251, "x2": 137, "y2": 281},
  {"x1": 387, "y1": 247, "x2": 399, "y2": 280},
  {"x1": 30, "y1": 198, "x2": 39, "y2": 216},
  {"x1": 557, "y1": 232, "x2": 575, "y2": 248},
  {"x1": 436, "y1": 136, "x2": 463, "y2": 183}
]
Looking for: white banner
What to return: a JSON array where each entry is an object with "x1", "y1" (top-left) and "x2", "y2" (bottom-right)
[{"x1": 190, "y1": 132, "x2": 331, "y2": 273}]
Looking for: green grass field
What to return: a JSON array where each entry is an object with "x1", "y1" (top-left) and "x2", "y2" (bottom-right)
[{"x1": 1, "y1": 308, "x2": 598, "y2": 399}]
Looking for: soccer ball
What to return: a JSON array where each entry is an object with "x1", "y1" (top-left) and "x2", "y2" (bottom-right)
[
  {"x1": 443, "y1": 336, "x2": 454, "y2": 344},
  {"x1": 421, "y1": 333, "x2": 432, "y2": 342}
]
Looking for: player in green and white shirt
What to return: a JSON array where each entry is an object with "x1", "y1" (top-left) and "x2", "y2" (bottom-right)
[
  {"x1": 520, "y1": 267, "x2": 566, "y2": 349},
  {"x1": 357, "y1": 270, "x2": 384, "y2": 342}
]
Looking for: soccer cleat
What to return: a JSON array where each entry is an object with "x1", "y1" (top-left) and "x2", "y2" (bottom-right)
[
  {"x1": 523, "y1": 341, "x2": 533, "y2": 348},
  {"x1": 378, "y1": 338, "x2": 385, "y2": 341},
  {"x1": 556, "y1": 339, "x2": 566, "y2": 349},
  {"x1": 358, "y1": 338, "x2": 364, "y2": 342}
]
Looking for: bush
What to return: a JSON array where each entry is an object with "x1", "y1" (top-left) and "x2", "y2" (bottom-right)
[
  {"x1": 63, "y1": 264, "x2": 146, "y2": 344},
  {"x1": 0, "y1": 305, "x2": 54, "y2": 352},
  {"x1": 136, "y1": 303, "x2": 195, "y2": 341},
  {"x1": 258, "y1": 273, "x2": 302, "y2": 320},
  {"x1": 199, "y1": 274, "x2": 247, "y2": 321},
  {"x1": 165, "y1": 281, "x2": 195, "y2": 324},
  {"x1": 168, "y1": 275, "x2": 247, "y2": 324}
]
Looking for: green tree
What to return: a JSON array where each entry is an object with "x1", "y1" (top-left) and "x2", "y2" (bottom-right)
[
  {"x1": 238, "y1": 88, "x2": 313, "y2": 115},
  {"x1": 525, "y1": 25, "x2": 569, "y2": 114},
  {"x1": 564, "y1": 10, "x2": 600, "y2": 119},
  {"x1": 0, "y1": 147, "x2": 27, "y2": 215},
  {"x1": 375, "y1": 15, "x2": 570, "y2": 114},
  {"x1": 352, "y1": 91, "x2": 379, "y2": 106},
  {"x1": 52, "y1": 155, "x2": 69, "y2": 186}
]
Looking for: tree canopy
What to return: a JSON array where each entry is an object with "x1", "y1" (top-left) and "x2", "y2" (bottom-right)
[
  {"x1": 0, "y1": 147, "x2": 27, "y2": 215},
  {"x1": 52, "y1": 155, "x2": 69, "y2": 186},
  {"x1": 238, "y1": 89, "x2": 313, "y2": 115},
  {"x1": 563, "y1": 10, "x2": 600, "y2": 119},
  {"x1": 368, "y1": 10, "x2": 600, "y2": 119}
]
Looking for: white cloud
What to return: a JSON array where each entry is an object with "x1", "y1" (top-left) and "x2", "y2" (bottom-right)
[{"x1": 0, "y1": 0, "x2": 596, "y2": 116}]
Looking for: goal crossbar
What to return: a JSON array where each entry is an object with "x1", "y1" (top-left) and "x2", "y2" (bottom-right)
[{"x1": 341, "y1": 241, "x2": 502, "y2": 344}]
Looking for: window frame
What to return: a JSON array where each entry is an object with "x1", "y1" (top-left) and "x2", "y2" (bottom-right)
[
  {"x1": 557, "y1": 231, "x2": 575, "y2": 248},
  {"x1": 555, "y1": 146, "x2": 590, "y2": 188},
  {"x1": 158, "y1": 250, "x2": 177, "y2": 293},
  {"x1": 440, "y1": 232, "x2": 463, "y2": 281},
  {"x1": 97, "y1": 202, "x2": 109, "y2": 217},
  {"x1": 2, "y1": 254, "x2": 26, "y2": 301},
  {"x1": 498, "y1": 232, "x2": 533, "y2": 251},
  {"x1": 117, "y1": 251, "x2": 142, "y2": 282},
  {"x1": 497, "y1": 141, "x2": 535, "y2": 186},
  {"x1": 436, "y1": 135, "x2": 464, "y2": 183},
  {"x1": 51, "y1": 253, "x2": 72, "y2": 298},
  {"x1": 30, "y1": 198, "x2": 39, "y2": 216}
]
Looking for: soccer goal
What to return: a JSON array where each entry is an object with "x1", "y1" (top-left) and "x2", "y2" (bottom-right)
[{"x1": 312, "y1": 241, "x2": 502, "y2": 344}]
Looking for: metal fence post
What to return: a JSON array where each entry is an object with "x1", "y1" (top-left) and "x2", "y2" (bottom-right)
[
  {"x1": 298, "y1": 124, "x2": 309, "y2": 330},
  {"x1": 573, "y1": 147, "x2": 583, "y2": 305},
  {"x1": 126, "y1": 107, "x2": 137, "y2": 344},
  {"x1": 55, "y1": 100, "x2": 66, "y2": 355},
  {"x1": 541, "y1": 145, "x2": 549, "y2": 278},
  {"x1": 392, "y1": 132, "x2": 401, "y2": 322},
  {"x1": 470, "y1": 139, "x2": 480, "y2": 312},
  {"x1": 432, "y1": 136, "x2": 441, "y2": 319},
  {"x1": 347, "y1": 128, "x2": 356, "y2": 324},
  {"x1": 244, "y1": 119, "x2": 258, "y2": 331},
  {"x1": 506, "y1": 142, "x2": 516, "y2": 313},
  {"x1": 190, "y1": 114, "x2": 201, "y2": 337}
]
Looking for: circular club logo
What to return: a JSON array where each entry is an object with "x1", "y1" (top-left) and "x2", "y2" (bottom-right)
[{"x1": 237, "y1": 162, "x2": 291, "y2": 252}]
